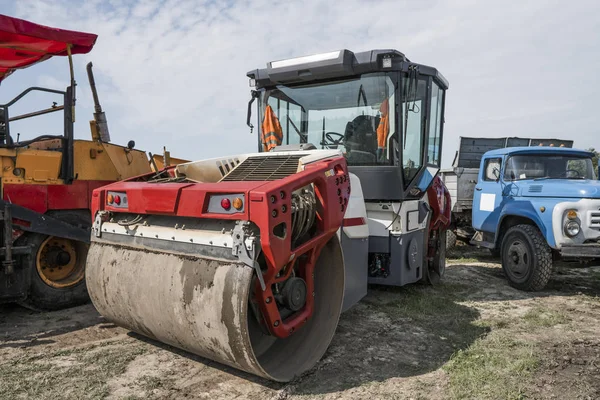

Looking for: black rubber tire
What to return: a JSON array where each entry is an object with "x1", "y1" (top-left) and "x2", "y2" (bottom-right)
[
  {"x1": 446, "y1": 229, "x2": 457, "y2": 249},
  {"x1": 500, "y1": 224, "x2": 552, "y2": 291},
  {"x1": 424, "y1": 229, "x2": 446, "y2": 285},
  {"x1": 20, "y1": 210, "x2": 91, "y2": 311}
]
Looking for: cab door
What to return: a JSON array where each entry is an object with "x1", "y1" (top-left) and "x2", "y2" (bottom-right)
[{"x1": 472, "y1": 156, "x2": 504, "y2": 233}]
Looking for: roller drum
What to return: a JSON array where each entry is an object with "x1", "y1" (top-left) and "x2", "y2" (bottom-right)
[{"x1": 85, "y1": 235, "x2": 345, "y2": 382}]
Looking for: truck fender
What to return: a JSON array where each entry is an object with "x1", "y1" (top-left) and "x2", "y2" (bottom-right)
[{"x1": 497, "y1": 202, "x2": 555, "y2": 248}]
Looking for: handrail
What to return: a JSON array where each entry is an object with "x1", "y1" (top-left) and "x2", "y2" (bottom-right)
[
  {"x1": 0, "y1": 87, "x2": 66, "y2": 108},
  {"x1": 8, "y1": 105, "x2": 64, "y2": 122}
]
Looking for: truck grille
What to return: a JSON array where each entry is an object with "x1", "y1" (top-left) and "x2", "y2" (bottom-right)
[
  {"x1": 221, "y1": 155, "x2": 302, "y2": 181},
  {"x1": 590, "y1": 212, "x2": 600, "y2": 229},
  {"x1": 528, "y1": 185, "x2": 543, "y2": 193}
]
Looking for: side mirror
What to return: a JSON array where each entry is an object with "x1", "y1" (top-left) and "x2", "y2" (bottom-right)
[
  {"x1": 247, "y1": 90, "x2": 259, "y2": 133},
  {"x1": 127, "y1": 140, "x2": 135, "y2": 150}
]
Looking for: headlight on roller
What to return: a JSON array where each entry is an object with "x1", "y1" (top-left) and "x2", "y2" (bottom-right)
[{"x1": 564, "y1": 221, "x2": 580, "y2": 237}]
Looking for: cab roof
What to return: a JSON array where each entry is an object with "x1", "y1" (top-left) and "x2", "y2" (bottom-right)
[
  {"x1": 247, "y1": 48, "x2": 448, "y2": 89},
  {"x1": 485, "y1": 146, "x2": 594, "y2": 158},
  {"x1": 0, "y1": 14, "x2": 97, "y2": 83}
]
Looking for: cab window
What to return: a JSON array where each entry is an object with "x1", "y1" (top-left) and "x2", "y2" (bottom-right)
[
  {"x1": 260, "y1": 73, "x2": 397, "y2": 166},
  {"x1": 401, "y1": 77, "x2": 428, "y2": 186},
  {"x1": 266, "y1": 96, "x2": 304, "y2": 145},
  {"x1": 484, "y1": 158, "x2": 502, "y2": 181},
  {"x1": 427, "y1": 81, "x2": 444, "y2": 166}
]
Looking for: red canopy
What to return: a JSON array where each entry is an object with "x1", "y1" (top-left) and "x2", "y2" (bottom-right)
[{"x1": 0, "y1": 14, "x2": 97, "y2": 83}]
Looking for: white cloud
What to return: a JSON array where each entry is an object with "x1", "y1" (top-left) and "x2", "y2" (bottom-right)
[{"x1": 6, "y1": 0, "x2": 600, "y2": 165}]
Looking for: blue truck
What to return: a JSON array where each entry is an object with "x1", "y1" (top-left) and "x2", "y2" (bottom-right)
[
  {"x1": 440, "y1": 136, "x2": 574, "y2": 247},
  {"x1": 471, "y1": 145, "x2": 600, "y2": 290}
]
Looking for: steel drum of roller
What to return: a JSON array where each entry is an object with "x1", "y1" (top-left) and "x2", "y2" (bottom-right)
[{"x1": 85, "y1": 229, "x2": 345, "y2": 382}]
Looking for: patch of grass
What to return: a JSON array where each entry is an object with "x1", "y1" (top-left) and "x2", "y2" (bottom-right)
[
  {"x1": 137, "y1": 375, "x2": 174, "y2": 392},
  {"x1": 522, "y1": 306, "x2": 569, "y2": 328},
  {"x1": 590, "y1": 268, "x2": 600, "y2": 282},
  {"x1": 371, "y1": 283, "x2": 487, "y2": 349},
  {"x1": 475, "y1": 306, "x2": 569, "y2": 335},
  {"x1": 375, "y1": 283, "x2": 471, "y2": 321},
  {"x1": 0, "y1": 340, "x2": 148, "y2": 400},
  {"x1": 443, "y1": 334, "x2": 540, "y2": 400},
  {"x1": 477, "y1": 317, "x2": 510, "y2": 330},
  {"x1": 575, "y1": 293, "x2": 600, "y2": 305},
  {"x1": 446, "y1": 245, "x2": 495, "y2": 263},
  {"x1": 448, "y1": 256, "x2": 480, "y2": 263}
]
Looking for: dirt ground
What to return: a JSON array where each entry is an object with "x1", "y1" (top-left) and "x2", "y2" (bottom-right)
[{"x1": 1, "y1": 245, "x2": 600, "y2": 400}]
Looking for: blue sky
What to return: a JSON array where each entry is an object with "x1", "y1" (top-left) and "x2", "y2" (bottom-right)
[{"x1": 1, "y1": 0, "x2": 598, "y2": 167}]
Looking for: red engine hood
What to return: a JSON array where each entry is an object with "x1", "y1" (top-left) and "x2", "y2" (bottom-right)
[{"x1": 0, "y1": 14, "x2": 97, "y2": 83}]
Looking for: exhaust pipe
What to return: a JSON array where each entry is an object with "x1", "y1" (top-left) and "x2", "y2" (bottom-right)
[{"x1": 86, "y1": 62, "x2": 111, "y2": 142}]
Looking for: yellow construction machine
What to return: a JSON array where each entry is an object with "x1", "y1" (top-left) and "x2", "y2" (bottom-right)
[{"x1": 0, "y1": 14, "x2": 186, "y2": 310}]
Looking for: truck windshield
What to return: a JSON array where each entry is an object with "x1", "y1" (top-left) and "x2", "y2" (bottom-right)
[
  {"x1": 259, "y1": 72, "x2": 397, "y2": 166},
  {"x1": 504, "y1": 154, "x2": 596, "y2": 181}
]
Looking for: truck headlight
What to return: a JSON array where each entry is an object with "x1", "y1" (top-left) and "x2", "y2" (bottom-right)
[{"x1": 564, "y1": 221, "x2": 580, "y2": 237}]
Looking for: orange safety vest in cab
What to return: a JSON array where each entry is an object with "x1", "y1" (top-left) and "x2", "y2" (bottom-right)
[
  {"x1": 376, "y1": 98, "x2": 389, "y2": 149},
  {"x1": 261, "y1": 105, "x2": 283, "y2": 152},
  {"x1": 376, "y1": 99, "x2": 390, "y2": 162}
]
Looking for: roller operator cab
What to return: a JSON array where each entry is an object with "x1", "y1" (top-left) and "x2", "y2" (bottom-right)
[
  {"x1": 472, "y1": 147, "x2": 600, "y2": 291},
  {"x1": 247, "y1": 49, "x2": 452, "y2": 307}
]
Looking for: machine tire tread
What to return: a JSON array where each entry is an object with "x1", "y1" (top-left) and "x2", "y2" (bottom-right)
[
  {"x1": 423, "y1": 229, "x2": 446, "y2": 285},
  {"x1": 501, "y1": 224, "x2": 551, "y2": 291}
]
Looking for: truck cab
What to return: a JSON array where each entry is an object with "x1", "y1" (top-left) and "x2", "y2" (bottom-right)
[{"x1": 471, "y1": 146, "x2": 600, "y2": 291}]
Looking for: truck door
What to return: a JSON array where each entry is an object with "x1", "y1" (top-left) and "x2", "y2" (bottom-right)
[{"x1": 472, "y1": 157, "x2": 504, "y2": 232}]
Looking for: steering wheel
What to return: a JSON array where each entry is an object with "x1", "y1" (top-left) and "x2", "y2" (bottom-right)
[
  {"x1": 564, "y1": 169, "x2": 582, "y2": 178},
  {"x1": 321, "y1": 132, "x2": 344, "y2": 149},
  {"x1": 326, "y1": 132, "x2": 344, "y2": 144}
]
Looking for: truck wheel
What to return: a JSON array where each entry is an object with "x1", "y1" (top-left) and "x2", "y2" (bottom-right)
[
  {"x1": 21, "y1": 211, "x2": 91, "y2": 310},
  {"x1": 446, "y1": 229, "x2": 457, "y2": 249},
  {"x1": 501, "y1": 224, "x2": 552, "y2": 291}
]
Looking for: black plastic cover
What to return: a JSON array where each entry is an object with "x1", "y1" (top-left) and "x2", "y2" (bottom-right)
[{"x1": 246, "y1": 49, "x2": 445, "y2": 88}]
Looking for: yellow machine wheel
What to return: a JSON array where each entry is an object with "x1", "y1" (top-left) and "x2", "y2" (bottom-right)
[
  {"x1": 19, "y1": 210, "x2": 92, "y2": 311},
  {"x1": 35, "y1": 236, "x2": 86, "y2": 289}
]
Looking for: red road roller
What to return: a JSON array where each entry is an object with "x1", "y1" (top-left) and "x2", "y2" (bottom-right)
[{"x1": 85, "y1": 149, "x2": 350, "y2": 381}]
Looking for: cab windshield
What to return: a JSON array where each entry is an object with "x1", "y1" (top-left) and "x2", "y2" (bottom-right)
[
  {"x1": 504, "y1": 154, "x2": 597, "y2": 181},
  {"x1": 259, "y1": 73, "x2": 397, "y2": 166}
]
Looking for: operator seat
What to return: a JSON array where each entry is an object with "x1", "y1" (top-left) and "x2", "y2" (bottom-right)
[{"x1": 343, "y1": 115, "x2": 378, "y2": 154}]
